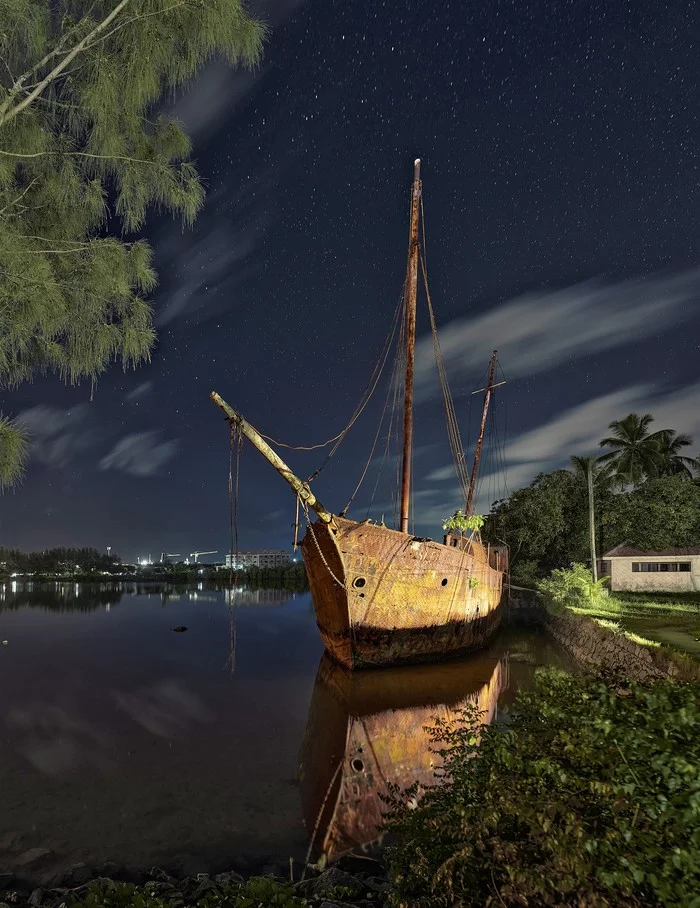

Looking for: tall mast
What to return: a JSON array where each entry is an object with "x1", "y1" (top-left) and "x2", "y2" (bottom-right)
[
  {"x1": 465, "y1": 350, "x2": 504, "y2": 518},
  {"x1": 399, "y1": 158, "x2": 422, "y2": 534}
]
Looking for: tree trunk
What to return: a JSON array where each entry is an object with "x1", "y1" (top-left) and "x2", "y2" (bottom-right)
[{"x1": 587, "y1": 465, "x2": 597, "y2": 582}]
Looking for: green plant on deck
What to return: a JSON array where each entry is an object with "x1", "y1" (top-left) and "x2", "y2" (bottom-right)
[
  {"x1": 537, "y1": 562, "x2": 609, "y2": 611},
  {"x1": 469, "y1": 576, "x2": 479, "y2": 589},
  {"x1": 383, "y1": 668, "x2": 700, "y2": 907},
  {"x1": 442, "y1": 510, "x2": 484, "y2": 534}
]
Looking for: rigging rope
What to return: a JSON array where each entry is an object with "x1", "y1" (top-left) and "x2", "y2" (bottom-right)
[
  {"x1": 305, "y1": 290, "x2": 404, "y2": 484},
  {"x1": 419, "y1": 197, "x2": 471, "y2": 505},
  {"x1": 257, "y1": 291, "x2": 403, "y2": 471},
  {"x1": 420, "y1": 251, "x2": 471, "y2": 504}
]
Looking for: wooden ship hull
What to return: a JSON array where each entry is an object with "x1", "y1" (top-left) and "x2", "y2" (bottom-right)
[
  {"x1": 299, "y1": 652, "x2": 507, "y2": 861},
  {"x1": 301, "y1": 516, "x2": 506, "y2": 669}
]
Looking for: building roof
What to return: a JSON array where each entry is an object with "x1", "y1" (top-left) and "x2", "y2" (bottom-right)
[{"x1": 603, "y1": 543, "x2": 700, "y2": 558}]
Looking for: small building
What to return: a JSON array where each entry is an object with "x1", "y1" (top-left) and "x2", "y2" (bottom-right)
[
  {"x1": 602, "y1": 544, "x2": 700, "y2": 593},
  {"x1": 225, "y1": 549, "x2": 292, "y2": 570}
]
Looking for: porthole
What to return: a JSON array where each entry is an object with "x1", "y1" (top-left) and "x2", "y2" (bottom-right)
[
  {"x1": 353, "y1": 577, "x2": 366, "y2": 589},
  {"x1": 351, "y1": 758, "x2": 365, "y2": 772},
  {"x1": 441, "y1": 578, "x2": 448, "y2": 586}
]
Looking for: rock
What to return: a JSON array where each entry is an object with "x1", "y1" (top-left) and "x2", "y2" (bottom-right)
[
  {"x1": 62, "y1": 864, "x2": 92, "y2": 886},
  {"x1": 177, "y1": 877, "x2": 198, "y2": 897},
  {"x1": 148, "y1": 867, "x2": 176, "y2": 884},
  {"x1": 192, "y1": 878, "x2": 218, "y2": 901},
  {"x1": 13, "y1": 849, "x2": 53, "y2": 869},
  {"x1": 310, "y1": 868, "x2": 365, "y2": 898},
  {"x1": 213, "y1": 872, "x2": 244, "y2": 886},
  {"x1": 28, "y1": 889, "x2": 44, "y2": 907},
  {"x1": 172, "y1": 626, "x2": 188, "y2": 632},
  {"x1": 363, "y1": 876, "x2": 391, "y2": 892}
]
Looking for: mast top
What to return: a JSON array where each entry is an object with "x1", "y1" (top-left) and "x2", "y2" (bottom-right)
[{"x1": 413, "y1": 158, "x2": 421, "y2": 178}]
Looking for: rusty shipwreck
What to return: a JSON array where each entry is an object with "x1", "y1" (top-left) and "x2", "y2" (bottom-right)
[
  {"x1": 299, "y1": 653, "x2": 508, "y2": 859},
  {"x1": 211, "y1": 159, "x2": 508, "y2": 669}
]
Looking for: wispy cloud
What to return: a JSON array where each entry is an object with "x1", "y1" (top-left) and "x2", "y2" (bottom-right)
[
  {"x1": 415, "y1": 269, "x2": 700, "y2": 399},
  {"x1": 16, "y1": 404, "x2": 97, "y2": 467},
  {"x1": 99, "y1": 431, "x2": 178, "y2": 477},
  {"x1": 126, "y1": 381, "x2": 153, "y2": 402},
  {"x1": 426, "y1": 380, "x2": 700, "y2": 508},
  {"x1": 169, "y1": 0, "x2": 307, "y2": 140},
  {"x1": 154, "y1": 164, "x2": 281, "y2": 326}
]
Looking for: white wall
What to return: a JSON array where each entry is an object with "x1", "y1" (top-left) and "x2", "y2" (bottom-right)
[{"x1": 609, "y1": 556, "x2": 700, "y2": 593}]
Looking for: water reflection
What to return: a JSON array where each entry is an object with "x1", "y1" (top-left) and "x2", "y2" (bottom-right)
[
  {"x1": 299, "y1": 653, "x2": 507, "y2": 860},
  {"x1": 0, "y1": 582, "x2": 294, "y2": 612},
  {"x1": 0, "y1": 582, "x2": 124, "y2": 612}
]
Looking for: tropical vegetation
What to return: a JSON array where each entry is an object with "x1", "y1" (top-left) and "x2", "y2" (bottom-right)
[
  {"x1": 442, "y1": 510, "x2": 484, "y2": 534},
  {"x1": 384, "y1": 668, "x2": 700, "y2": 907},
  {"x1": 25, "y1": 873, "x2": 387, "y2": 908},
  {"x1": 0, "y1": 0, "x2": 266, "y2": 488},
  {"x1": 537, "y1": 564, "x2": 700, "y2": 658},
  {"x1": 484, "y1": 411, "x2": 700, "y2": 585}
]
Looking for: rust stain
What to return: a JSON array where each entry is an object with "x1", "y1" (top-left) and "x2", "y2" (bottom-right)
[{"x1": 301, "y1": 517, "x2": 505, "y2": 668}]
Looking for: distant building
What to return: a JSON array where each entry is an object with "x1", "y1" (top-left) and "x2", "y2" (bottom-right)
[
  {"x1": 603, "y1": 544, "x2": 700, "y2": 592},
  {"x1": 224, "y1": 549, "x2": 293, "y2": 570}
]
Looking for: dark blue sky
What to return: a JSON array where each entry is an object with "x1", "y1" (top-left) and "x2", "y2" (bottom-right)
[{"x1": 4, "y1": 0, "x2": 699, "y2": 561}]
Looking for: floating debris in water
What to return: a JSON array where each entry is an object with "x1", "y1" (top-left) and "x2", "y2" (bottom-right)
[{"x1": 172, "y1": 626, "x2": 188, "y2": 633}]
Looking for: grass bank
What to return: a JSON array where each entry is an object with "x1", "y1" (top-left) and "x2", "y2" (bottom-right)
[{"x1": 567, "y1": 591, "x2": 700, "y2": 658}]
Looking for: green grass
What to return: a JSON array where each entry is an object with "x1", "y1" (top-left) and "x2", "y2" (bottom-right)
[{"x1": 568, "y1": 591, "x2": 700, "y2": 658}]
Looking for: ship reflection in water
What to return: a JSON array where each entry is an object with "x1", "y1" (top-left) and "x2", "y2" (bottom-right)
[{"x1": 299, "y1": 653, "x2": 507, "y2": 860}]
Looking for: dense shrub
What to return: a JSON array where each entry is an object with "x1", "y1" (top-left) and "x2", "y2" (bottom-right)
[
  {"x1": 383, "y1": 669, "x2": 700, "y2": 907},
  {"x1": 537, "y1": 562, "x2": 609, "y2": 610}
]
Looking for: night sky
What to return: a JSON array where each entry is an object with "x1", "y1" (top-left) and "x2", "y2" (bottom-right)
[{"x1": 4, "y1": 0, "x2": 699, "y2": 561}]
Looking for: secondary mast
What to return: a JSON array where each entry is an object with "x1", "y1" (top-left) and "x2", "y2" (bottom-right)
[
  {"x1": 399, "y1": 158, "x2": 422, "y2": 534},
  {"x1": 465, "y1": 350, "x2": 505, "y2": 518}
]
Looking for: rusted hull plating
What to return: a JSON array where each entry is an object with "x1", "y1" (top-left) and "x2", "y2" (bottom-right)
[
  {"x1": 299, "y1": 653, "x2": 507, "y2": 860},
  {"x1": 300, "y1": 516, "x2": 505, "y2": 669}
]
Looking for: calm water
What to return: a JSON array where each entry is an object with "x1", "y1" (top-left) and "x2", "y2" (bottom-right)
[{"x1": 0, "y1": 582, "x2": 571, "y2": 883}]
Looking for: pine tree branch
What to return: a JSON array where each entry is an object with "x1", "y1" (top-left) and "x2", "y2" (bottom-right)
[
  {"x1": 0, "y1": 149, "x2": 168, "y2": 167},
  {"x1": 0, "y1": 178, "x2": 39, "y2": 215},
  {"x1": 89, "y1": 0, "x2": 195, "y2": 50},
  {"x1": 0, "y1": 0, "x2": 132, "y2": 129}
]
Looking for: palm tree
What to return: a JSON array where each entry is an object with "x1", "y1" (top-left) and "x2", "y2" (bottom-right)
[
  {"x1": 570, "y1": 455, "x2": 609, "y2": 582},
  {"x1": 655, "y1": 430, "x2": 696, "y2": 478},
  {"x1": 598, "y1": 413, "x2": 670, "y2": 488},
  {"x1": 693, "y1": 454, "x2": 700, "y2": 484}
]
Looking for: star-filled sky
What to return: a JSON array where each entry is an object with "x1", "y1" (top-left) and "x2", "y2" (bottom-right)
[{"x1": 4, "y1": 0, "x2": 699, "y2": 561}]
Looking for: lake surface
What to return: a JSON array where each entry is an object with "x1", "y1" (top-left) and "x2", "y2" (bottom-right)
[{"x1": 0, "y1": 582, "x2": 572, "y2": 883}]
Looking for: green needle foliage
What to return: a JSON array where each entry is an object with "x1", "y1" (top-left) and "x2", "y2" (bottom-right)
[
  {"x1": 0, "y1": 411, "x2": 29, "y2": 489},
  {"x1": 383, "y1": 669, "x2": 700, "y2": 907},
  {"x1": 0, "y1": 0, "x2": 266, "y2": 487}
]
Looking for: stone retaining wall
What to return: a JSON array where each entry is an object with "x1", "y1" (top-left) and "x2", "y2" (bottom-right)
[{"x1": 507, "y1": 593, "x2": 700, "y2": 683}]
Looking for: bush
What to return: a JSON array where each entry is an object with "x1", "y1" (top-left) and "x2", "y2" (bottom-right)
[
  {"x1": 383, "y1": 669, "x2": 700, "y2": 907},
  {"x1": 60, "y1": 876, "x2": 341, "y2": 908},
  {"x1": 537, "y1": 562, "x2": 609, "y2": 610},
  {"x1": 509, "y1": 559, "x2": 540, "y2": 589}
]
